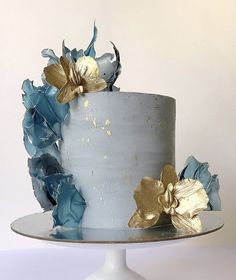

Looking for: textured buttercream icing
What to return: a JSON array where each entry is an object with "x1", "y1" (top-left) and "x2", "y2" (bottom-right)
[{"x1": 60, "y1": 91, "x2": 176, "y2": 228}]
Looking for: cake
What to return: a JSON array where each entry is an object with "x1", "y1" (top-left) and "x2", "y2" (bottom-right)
[{"x1": 22, "y1": 25, "x2": 221, "y2": 233}]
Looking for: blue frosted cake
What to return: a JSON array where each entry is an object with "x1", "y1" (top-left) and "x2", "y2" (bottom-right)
[{"x1": 22, "y1": 25, "x2": 221, "y2": 233}]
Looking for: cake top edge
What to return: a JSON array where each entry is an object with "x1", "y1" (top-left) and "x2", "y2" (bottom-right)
[{"x1": 83, "y1": 91, "x2": 176, "y2": 102}]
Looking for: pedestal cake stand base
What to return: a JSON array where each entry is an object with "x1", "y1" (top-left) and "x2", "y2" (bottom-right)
[
  {"x1": 86, "y1": 249, "x2": 145, "y2": 280},
  {"x1": 11, "y1": 211, "x2": 223, "y2": 280}
]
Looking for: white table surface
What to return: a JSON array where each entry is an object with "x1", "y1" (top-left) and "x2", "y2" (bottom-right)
[{"x1": 1, "y1": 241, "x2": 236, "y2": 280}]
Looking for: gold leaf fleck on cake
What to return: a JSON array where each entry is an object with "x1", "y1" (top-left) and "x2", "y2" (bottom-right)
[
  {"x1": 106, "y1": 130, "x2": 112, "y2": 136},
  {"x1": 84, "y1": 99, "x2": 90, "y2": 108},
  {"x1": 92, "y1": 117, "x2": 97, "y2": 128},
  {"x1": 85, "y1": 113, "x2": 89, "y2": 121},
  {"x1": 105, "y1": 119, "x2": 111, "y2": 126}
]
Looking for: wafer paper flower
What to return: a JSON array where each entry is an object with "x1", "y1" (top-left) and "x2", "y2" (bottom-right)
[
  {"x1": 44, "y1": 56, "x2": 107, "y2": 103},
  {"x1": 42, "y1": 24, "x2": 121, "y2": 92},
  {"x1": 22, "y1": 80, "x2": 69, "y2": 156},
  {"x1": 129, "y1": 165, "x2": 209, "y2": 233},
  {"x1": 179, "y1": 156, "x2": 221, "y2": 210},
  {"x1": 28, "y1": 153, "x2": 64, "y2": 210},
  {"x1": 44, "y1": 175, "x2": 86, "y2": 228}
]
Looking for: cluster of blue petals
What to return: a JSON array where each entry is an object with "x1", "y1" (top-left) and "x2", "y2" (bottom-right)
[
  {"x1": 179, "y1": 156, "x2": 221, "y2": 210},
  {"x1": 22, "y1": 24, "x2": 121, "y2": 228}
]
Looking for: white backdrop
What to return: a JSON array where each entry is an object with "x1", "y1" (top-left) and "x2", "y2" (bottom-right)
[{"x1": 0, "y1": 0, "x2": 235, "y2": 254}]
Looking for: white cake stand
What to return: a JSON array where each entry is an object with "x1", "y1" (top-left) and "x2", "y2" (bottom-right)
[{"x1": 11, "y1": 212, "x2": 223, "y2": 280}]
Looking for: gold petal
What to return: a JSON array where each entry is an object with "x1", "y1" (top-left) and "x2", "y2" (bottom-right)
[
  {"x1": 160, "y1": 164, "x2": 178, "y2": 189},
  {"x1": 174, "y1": 179, "x2": 209, "y2": 218},
  {"x1": 134, "y1": 177, "x2": 164, "y2": 217},
  {"x1": 56, "y1": 82, "x2": 77, "y2": 103},
  {"x1": 158, "y1": 183, "x2": 178, "y2": 214},
  {"x1": 83, "y1": 77, "x2": 107, "y2": 93},
  {"x1": 44, "y1": 63, "x2": 67, "y2": 89},
  {"x1": 75, "y1": 56, "x2": 100, "y2": 78},
  {"x1": 171, "y1": 214, "x2": 203, "y2": 234},
  {"x1": 60, "y1": 56, "x2": 70, "y2": 77},
  {"x1": 68, "y1": 63, "x2": 81, "y2": 85},
  {"x1": 128, "y1": 211, "x2": 160, "y2": 229}
]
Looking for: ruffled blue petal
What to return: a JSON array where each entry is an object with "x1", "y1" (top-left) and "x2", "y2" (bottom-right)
[
  {"x1": 62, "y1": 40, "x2": 71, "y2": 56},
  {"x1": 43, "y1": 174, "x2": 72, "y2": 201},
  {"x1": 96, "y1": 42, "x2": 121, "y2": 90},
  {"x1": 207, "y1": 175, "x2": 221, "y2": 210},
  {"x1": 24, "y1": 133, "x2": 60, "y2": 158},
  {"x1": 62, "y1": 41, "x2": 84, "y2": 62},
  {"x1": 22, "y1": 80, "x2": 69, "y2": 125},
  {"x1": 41, "y1": 48, "x2": 60, "y2": 65},
  {"x1": 178, "y1": 155, "x2": 200, "y2": 178},
  {"x1": 71, "y1": 48, "x2": 84, "y2": 61},
  {"x1": 84, "y1": 24, "x2": 97, "y2": 58},
  {"x1": 28, "y1": 153, "x2": 64, "y2": 178},
  {"x1": 23, "y1": 110, "x2": 59, "y2": 148},
  {"x1": 32, "y1": 177, "x2": 54, "y2": 210},
  {"x1": 179, "y1": 156, "x2": 221, "y2": 211},
  {"x1": 23, "y1": 110, "x2": 58, "y2": 148},
  {"x1": 23, "y1": 131, "x2": 37, "y2": 157},
  {"x1": 52, "y1": 182, "x2": 86, "y2": 227},
  {"x1": 28, "y1": 154, "x2": 65, "y2": 210}
]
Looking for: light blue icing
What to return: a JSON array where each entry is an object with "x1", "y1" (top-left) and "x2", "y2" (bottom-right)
[{"x1": 179, "y1": 156, "x2": 221, "y2": 210}]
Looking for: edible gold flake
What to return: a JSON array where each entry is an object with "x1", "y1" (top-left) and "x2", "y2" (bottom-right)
[
  {"x1": 84, "y1": 99, "x2": 90, "y2": 108},
  {"x1": 105, "y1": 119, "x2": 111, "y2": 126},
  {"x1": 85, "y1": 114, "x2": 89, "y2": 121},
  {"x1": 92, "y1": 117, "x2": 97, "y2": 128}
]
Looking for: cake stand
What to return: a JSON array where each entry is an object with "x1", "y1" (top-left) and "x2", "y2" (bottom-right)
[{"x1": 11, "y1": 211, "x2": 223, "y2": 280}]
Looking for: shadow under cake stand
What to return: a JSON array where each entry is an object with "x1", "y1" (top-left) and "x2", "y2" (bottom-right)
[{"x1": 11, "y1": 211, "x2": 223, "y2": 280}]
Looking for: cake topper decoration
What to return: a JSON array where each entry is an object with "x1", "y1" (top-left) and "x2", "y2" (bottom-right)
[
  {"x1": 42, "y1": 23, "x2": 121, "y2": 103},
  {"x1": 22, "y1": 24, "x2": 122, "y2": 227},
  {"x1": 44, "y1": 56, "x2": 107, "y2": 103},
  {"x1": 128, "y1": 164, "x2": 209, "y2": 233}
]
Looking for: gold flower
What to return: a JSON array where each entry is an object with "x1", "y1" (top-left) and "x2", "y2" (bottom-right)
[
  {"x1": 44, "y1": 56, "x2": 107, "y2": 103},
  {"x1": 128, "y1": 165, "x2": 209, "y2": 233},
  {"x1": 158, "y1": 179, "x2": 209, "y2": 233},
  {"x1": 128, "y1": 177, "x2": 165, "y2": 228}
]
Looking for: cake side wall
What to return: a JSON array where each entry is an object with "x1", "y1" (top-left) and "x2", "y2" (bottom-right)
[{"x1": 60, "y1": 92, "x2": 176, "y2": 228}]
